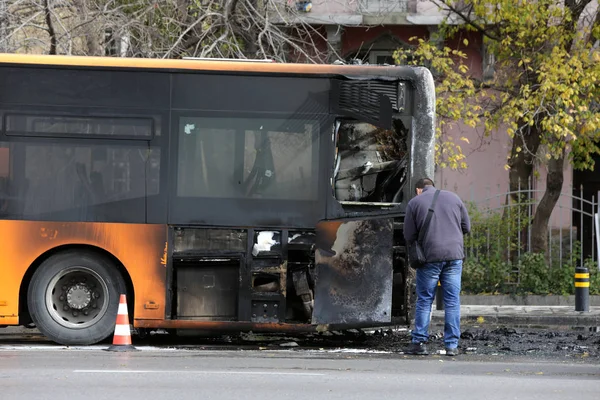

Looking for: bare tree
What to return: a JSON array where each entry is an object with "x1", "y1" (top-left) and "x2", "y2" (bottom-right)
[{"x1": 0, "y1": 0, "x2": 343, "y2": 63}]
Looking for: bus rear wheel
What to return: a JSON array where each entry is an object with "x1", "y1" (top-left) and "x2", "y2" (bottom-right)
[{"x1": 27, "y1": 250, "x2": 126, "y2": 346}]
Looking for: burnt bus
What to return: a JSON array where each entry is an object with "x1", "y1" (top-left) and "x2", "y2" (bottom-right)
[{"x1": 0, "y1": 54, "x2": 435, "y2": 345}]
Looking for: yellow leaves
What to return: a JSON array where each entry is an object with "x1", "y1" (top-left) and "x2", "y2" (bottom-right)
[
  {"x1": 395, "y1": 0, "x2": 600, "y2": 175},
  {"x1": 504, "y1": 164, "x2": 511, "y2": 171},
  {"x1": 435, "y1": 131, "x2": 468, "y2": 171}
]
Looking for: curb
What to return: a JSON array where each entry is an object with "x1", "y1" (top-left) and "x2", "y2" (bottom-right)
[{"x1": 432, "y1": 308, "x2": 600, "y2": 327}]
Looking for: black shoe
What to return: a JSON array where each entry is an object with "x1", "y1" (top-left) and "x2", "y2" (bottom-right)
[
  {"x1": 404, "y1": 342, "x2": 429, "y2": 355},
  {"x1": 445, "y1": 347, "x2": 458, "y2": 356}
]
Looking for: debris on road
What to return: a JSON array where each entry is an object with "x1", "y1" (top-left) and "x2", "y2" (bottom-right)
[{"x1": 1, "y1": 324, "x2": 598, "y2": 362}]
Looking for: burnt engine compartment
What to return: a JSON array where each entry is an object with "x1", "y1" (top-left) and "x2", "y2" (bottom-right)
[
  {"x1": 170, "y1": 227, "x2": 317, "y2": 324},
  {"x1": 169, "y1": 223, "x2": 406, "y2": 327}
]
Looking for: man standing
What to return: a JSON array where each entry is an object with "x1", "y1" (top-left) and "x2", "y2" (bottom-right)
[{"x1": 403, "y1": 178, "x2": 471, "y2": 356}]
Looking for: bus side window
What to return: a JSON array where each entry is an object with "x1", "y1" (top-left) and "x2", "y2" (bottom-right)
[{"x1": 0, "y1": 147, "x2": 8, "y2": 213}]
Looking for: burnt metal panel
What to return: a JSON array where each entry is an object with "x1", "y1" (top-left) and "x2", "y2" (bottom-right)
[
  {"x1": 173, "y1": 228, "x2": 247, "y2": 253},
  {"x1": 176, "y1": 261, "x2": 239, "y2": 320},
  {"x1": 330, "y1": 79, "x2": 393, "y2": 130},
  {"x1": 134, "y1": 319, "x2": 319, "y2": 333},
  {"x1": 312, "y1": 217, "x2": 394, "y2": 325}
]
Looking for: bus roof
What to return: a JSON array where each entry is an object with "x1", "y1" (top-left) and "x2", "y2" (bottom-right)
[{"x1": 0, "y1": 53, "x2": 413, "y2": 77}]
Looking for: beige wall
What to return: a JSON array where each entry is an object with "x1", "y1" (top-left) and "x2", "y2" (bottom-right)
[{"x1": 435, "y1": 123, "x2": 574, "y2": 229}]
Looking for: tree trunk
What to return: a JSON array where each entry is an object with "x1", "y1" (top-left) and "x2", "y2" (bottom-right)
[
  {"x1": 73, "y1": 0, "x2": 102, "y2": 56},
  {"x1": 504, "y1": 124, "x2": 542, "y2": 260},
  {"x1": 507, "y1": 125, "x2": 541, "y2": 204},
  {"x1": 530, "y1": 150, "x2": 565, "y2": 254},
  {"x1": 43, "y1": 0, "x2": 57, "y2": 54}
]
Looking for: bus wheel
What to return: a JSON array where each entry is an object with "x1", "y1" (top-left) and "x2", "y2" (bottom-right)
[{"x1": 27, "y1": 250, "x2": 126, "y2": 346}]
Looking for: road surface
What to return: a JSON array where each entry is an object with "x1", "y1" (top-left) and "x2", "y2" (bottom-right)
[{"x1": 0, "y1": 347, "x2": 598, "y2": 400}]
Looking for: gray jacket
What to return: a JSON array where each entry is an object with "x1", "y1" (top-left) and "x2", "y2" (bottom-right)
[{"x1": 403, "y1": 186, "x2": 471, "y2": 262}]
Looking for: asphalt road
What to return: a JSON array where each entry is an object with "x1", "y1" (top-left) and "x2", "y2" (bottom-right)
[{"x1": 0, "y1": 348, "x2": 598, "y2": 400}]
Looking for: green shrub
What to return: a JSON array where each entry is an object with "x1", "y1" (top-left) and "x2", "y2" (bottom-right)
[
  {"x1": 462, "y1": 256, "x2": 512, "y2": 294},
  {"x1": 462, "y1": 246, "x2": 599, "y2": 295},
  {"x1": 460, "y1": 201, "x2": 599, "y2": 296},
  {"x1": 583, "y1": 259, "x2": 600, "y2": 296},
  {"x1": 516, "y1": 253, "x2": 550, "y2": 294}
]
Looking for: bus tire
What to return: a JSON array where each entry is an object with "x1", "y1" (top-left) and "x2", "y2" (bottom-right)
[{"x1": 27, "y1": 250, "x2": 126, "y2": 346}]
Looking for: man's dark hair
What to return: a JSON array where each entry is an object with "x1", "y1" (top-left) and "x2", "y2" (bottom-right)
[{"x1": 415, "y1": 178, "x2": 435, "y2": 190}]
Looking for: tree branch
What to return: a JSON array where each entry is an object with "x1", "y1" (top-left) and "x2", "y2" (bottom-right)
[
  {"x1": 43, "y1": 0, "x2": 56, "y2": 54},
  {"x1": 430, "y1": 0, "x2": 501, "y2": 42}
]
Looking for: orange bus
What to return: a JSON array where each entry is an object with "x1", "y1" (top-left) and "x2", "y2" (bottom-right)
[{"x1": 0, "y1": 53, "x2": 435, "y2": 345}]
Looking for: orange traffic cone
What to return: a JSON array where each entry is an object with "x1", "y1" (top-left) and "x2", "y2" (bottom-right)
[{"x1": 105, "y1": 294, "x2": 138, "y2": 352}]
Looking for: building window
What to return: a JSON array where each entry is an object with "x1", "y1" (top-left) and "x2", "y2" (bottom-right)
[{"x1": 368, "y1": 51, "x2": 396, "y2": 65}]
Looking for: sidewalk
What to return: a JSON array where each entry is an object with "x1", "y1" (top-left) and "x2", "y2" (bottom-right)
[{"x1": 432, "y1": 305, "x2": 600, "y2": 326}]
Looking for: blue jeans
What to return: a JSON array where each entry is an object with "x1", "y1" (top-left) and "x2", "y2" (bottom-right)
[{"x1": 412, "y1": 260, "x2": 463, "y2": 349}]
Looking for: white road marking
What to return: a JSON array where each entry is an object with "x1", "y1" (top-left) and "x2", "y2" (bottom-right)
[
  {"x1": 73, "y1": 370, "x2": 325, "y2": 376},
  {"x1": 305, "y1": 348, "x2": 392, "y2": 354},
  {"x1": 0, "y1": 345, "x2": 390, "y2": 354}
]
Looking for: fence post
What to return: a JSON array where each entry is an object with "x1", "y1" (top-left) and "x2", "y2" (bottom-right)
[
  {"x1": 575, "y1": 266, "x2": 590, "y2": 312},
  {"x1": 596, "y1": 191, "x2": 600, "y2": 271},
  {"x1": 436, "y1": 281, "x2": 444, "y2": 311}
]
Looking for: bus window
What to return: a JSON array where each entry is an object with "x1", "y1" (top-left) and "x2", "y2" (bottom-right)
[
  {"x1": 0, "y1": 147, "x2": 8, "y2": 214},
  {"x1": 1, "y1": 141, "x2": 159, "y2": 222},
  {"x1": 0, "y1": 147, "x2": 8, "y2": 177},
  {"x1": 5, "y1": 114, "x2": 154, "y2": 139},
  {"x1": 177, "y1": 117, "x2": 319, "y2": 201}
]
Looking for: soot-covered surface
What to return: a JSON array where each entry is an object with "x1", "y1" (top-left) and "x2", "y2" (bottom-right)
[
  {"x1": 2, "y1": 324, "x2": 599, "y2": 364},
  {"x1": 131, "y1": 323, "x2": 600, "y2": 364},
  {"x1": 361, "y1": 325, "x2": 600, "y2": 362}
]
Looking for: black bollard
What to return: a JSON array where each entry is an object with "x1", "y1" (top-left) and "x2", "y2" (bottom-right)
[
  {"x1": 575, "y1": 266, "x2": 590, "y2": 312},
  {"x1": 436, "y1": 281, "x2": 444, "y2": 311}
]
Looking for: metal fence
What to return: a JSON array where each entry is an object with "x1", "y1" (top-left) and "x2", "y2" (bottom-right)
[{"x1": 461, "y1": 179, "x2": 598, "y2": 277}]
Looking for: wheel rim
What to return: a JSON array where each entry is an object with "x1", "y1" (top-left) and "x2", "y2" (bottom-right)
[{"x1": 45, "y1": 266, "x2": 110, "y2": 329}]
